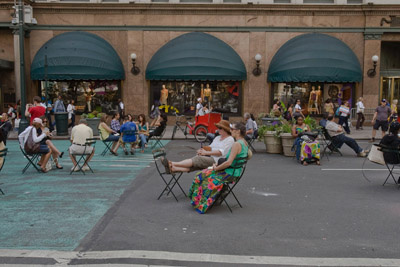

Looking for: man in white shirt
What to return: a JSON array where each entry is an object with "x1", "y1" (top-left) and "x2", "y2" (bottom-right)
[
  {"x1": 325, "y1": 115, "x2": 368, "y2": 157},
  {"x1": 196, "y1": 98, "x2": 205, "y2": 117},
  {"x1": 164, "y1": 120, "x2": 234, "y2": 173},
  {"x1": 356, "y1": 97, "x2": 365, "y2": 130},
  {"x1": 69, "y1": 118, "x2": 95, "y2": 171},
  {"x1": 118, "y1": 99, "x2": 124, "y2": 118}
]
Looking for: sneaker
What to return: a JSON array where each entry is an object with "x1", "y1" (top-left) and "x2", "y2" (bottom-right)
[
  {"x1": 81, "y1": 165, "x2": 90, "y2": 171},
  {"x1": 357, "y1": 151, "x2": 367, "y2": 157},
  {"x1": 71, "y1": 165, "x2": 80, "y2": 172}
]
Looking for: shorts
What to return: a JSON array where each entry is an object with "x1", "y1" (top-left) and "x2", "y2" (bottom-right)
[
  {"x1": 69, "y1": 144, "x2": 94, "y2": 155},
  {"x1": 190, "y1": 156, "x2": 215, "y2": 172},
  {"x1": 39, "y1": 144, "x2": 50, "y2": 154},
  {"x1": 105, "y1": 134, "x2": 120, "y2": 142},
  {"x1": 373, "y1": 120, "x2": 389, "y2": 131}
]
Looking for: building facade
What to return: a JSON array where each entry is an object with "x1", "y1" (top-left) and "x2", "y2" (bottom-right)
[{"x1": 0, "y1": 0, "x2": 400, "y2": 118}]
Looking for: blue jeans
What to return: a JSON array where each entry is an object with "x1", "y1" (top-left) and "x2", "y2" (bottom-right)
[
  {"x1": 139, "y1": 134, "x2": 147, "y2": 150},
  {"x1": 105, "y1": 134, "x2": 120, "y2": 142},
  {"x1": 293, "y1": 137, "x2": 302, "y2": 161},
  {"x1": 332, "y1": 134, "x2": 363, "y2": 154}
]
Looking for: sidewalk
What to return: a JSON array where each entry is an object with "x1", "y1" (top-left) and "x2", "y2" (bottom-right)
[{"x1": 8, "y1": 125, "x2": 376, "y2": 141}]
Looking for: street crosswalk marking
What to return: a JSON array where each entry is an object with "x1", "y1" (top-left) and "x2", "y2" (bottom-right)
[
  {"x1": 322, "y1": 168, "x2": 388, "y2": 171},
  {"x1": 1, "y1": 249, "x2": 400, "y2": 266}
]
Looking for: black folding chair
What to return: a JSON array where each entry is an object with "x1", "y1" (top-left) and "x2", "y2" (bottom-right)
[
  {"x1": 152, "y1": 149, "x2": 186, "y2": 201},
  {"x1": 69, "y1": 138, "x2": 96, "y2": 175},
  {"x1": 213, "y1": 157, "x2": 248, "y2": 213},
  {"x1": 0, "y1": 148, "x2": 8, "y2": 195},
  {"x1": 321, "y1": 128, "x2": 343, "y2": 158},
  {"x1": 378, "y1": 145, "x2": 400, "y2": 188},
  {"x1": 150, "y1": 127, "x2": 166, "y2": 149},
  {"x1": 20, "y1": 142, "x2": 46, "y2": 174},
  {"x1": 99, "y1": 132, "x2": 114, "y2": 156},
  {"x1": 247, "y1": 129, "x2": 258, "y2": 153}
]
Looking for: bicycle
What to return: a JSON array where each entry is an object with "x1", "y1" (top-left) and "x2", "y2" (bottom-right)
[{"x1": 171, "y1": 112, "x2": 209, "y2": 143}]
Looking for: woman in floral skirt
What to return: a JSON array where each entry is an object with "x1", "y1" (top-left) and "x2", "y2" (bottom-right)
[{"x1": 188, "y1": 122, "x2": 249, "y2": 214}]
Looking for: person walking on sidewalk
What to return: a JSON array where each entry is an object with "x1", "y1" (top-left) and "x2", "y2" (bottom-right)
[
  {"x1": 54, "y1": 95, "x2": 66, "y2": 113},
  {"x1": 338, "y1": 101, "x2": 351, "y2": 134},
  {"x1": 356, "y1": 97, "x2": 365, "y2": 130},
  {"x1": 67, "y1": 99, "x2": 76, "y2": 128},
  {"x1": 371, "y1": 99, "x2": 391, "y2": 142}
]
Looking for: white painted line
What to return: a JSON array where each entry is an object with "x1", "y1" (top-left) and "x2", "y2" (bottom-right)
[
  {"x1": 92, "y1": 159, "x2": 153, "y2": 163},
  {"x1": 108, "y1": 165, "x2": 151, "y2": 168},
  {"x1": 322, "y1": 169, "x2": 389, "y2": 171},
  {"x1": 1, "y1": 250, "x2": 400, "y2": 266}
]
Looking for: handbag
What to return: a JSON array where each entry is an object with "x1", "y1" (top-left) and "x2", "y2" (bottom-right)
[
  {"x1": 368, "y1": 144, "x2": 385, "y2": 165},
  {"x1": 24, "y1": 128, "x2": 40, "y2": 154}
]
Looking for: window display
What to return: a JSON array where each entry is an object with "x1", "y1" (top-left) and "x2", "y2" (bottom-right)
[
  {"x1": 40, "y1": 81, "x2": 121, "y2": 115},
  {"x1": 150, "y1": 81, "x2": 241, "y2": 115},
  {"x1": 272, "y1": 82, "x2": 355, "y2": 115}
]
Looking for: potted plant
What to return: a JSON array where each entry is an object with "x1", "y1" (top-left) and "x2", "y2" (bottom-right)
[
  {"x1": 82, "y1": 111, "x2": 104, "y2": 136},
  {"x1": 260, "y1": 111, "x2": 282, "y2": 127},
  {"x1": 258, "y1": 124, "x2": 282, "y2": 154},
  {"x1": 277, "y1": 119, "x2": 295, "y2": 157}
]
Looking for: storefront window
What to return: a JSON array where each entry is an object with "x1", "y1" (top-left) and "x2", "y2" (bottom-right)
[
  {"x1": 40, "y1": 81, "x2": 121, "y2": 115},
  {"x1": 150, "y1": 81, "x2": 241, "y2": 115},
  {"x1": 272, "y1": 82, "x2": 355, "y2": 115}
]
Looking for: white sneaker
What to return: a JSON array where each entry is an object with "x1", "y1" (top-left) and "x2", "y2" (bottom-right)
[
  {"x1": 81, "y1": 165, "x2": 90, "y2": 171},
  {"x1": 357, "y1": 151, "x2": 367, "y2": 157},
  {"x1": 71, "y1": 165, "x2": 80, "y2": 172}
]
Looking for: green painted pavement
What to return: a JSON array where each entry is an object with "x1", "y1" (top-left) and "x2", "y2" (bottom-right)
[{"x1": 0, "y1": 140, "x2": 168, "y2": 251}]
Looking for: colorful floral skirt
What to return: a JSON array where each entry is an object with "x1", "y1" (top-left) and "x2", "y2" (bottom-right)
[
  {"x1": 300, "y1": 141, "x2": 320, "y2": 163},
  {"x1": 188, "y1": 169, "x2": 234, "y2": 214}
]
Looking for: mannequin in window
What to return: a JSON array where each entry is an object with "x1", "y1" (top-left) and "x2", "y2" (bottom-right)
[
  {"x1": 202, "y1": 83, "x2": 212, "y2": 108},
  {"x1": 308, "y1": 86, "x2": 319, "y2": 114},
  {"x1": 85, "y1": 86, "x2": 95, "y2": 113},
  {"x1": 316, "y1": 86, "x2": 322, "y2": 114},
  {"x1": 160, "y1": 84, "x2": 169, "y2": 106}
]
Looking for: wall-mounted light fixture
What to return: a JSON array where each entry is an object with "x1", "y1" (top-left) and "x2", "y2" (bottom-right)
[
  {"x1": 367, "y1": 55, "x2": 379, "y2": 78},
  {"x1": 252, "y1": 53, "x2": 262, "y2": 76},
  {"x1": 130, "y1": 53, "x2": 140, "y2": 75}
]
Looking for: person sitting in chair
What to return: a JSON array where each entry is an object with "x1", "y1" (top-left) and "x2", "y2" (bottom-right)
[
  {"x1": 325, "y1": 115, "x2": 368, "y2": 157},
  {"x1": 18, "y1": 118, "x2": 52, "y2": 172},
  {"x1": 0, "y1": 113, "x2": 12, "y2": 145},
  {"x1": 379, "y1": 121, "x2": 400, "y2": 165},
  {"x1": 99, "y1": 114, "x2": 120, "y2": 156},
  {"x1": 188, "y1": 122, "x2": 249, "y2": 214},
  {"x1": 69, "y1": 118, "x2": 95, "y2": 172},
  {"x1": 120, "y1": 115, "x2": 137, "y2": 155},
  {"x1": 163, "y1": 120, "x2": 234, "y2": 173},
  {"x1": 148, "y1": 113, "x2": 167, "y2": 141}
]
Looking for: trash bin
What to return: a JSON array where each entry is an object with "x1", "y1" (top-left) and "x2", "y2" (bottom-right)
[{"x1": 54, "y1": 112, "x2": 69, "y2": 136}]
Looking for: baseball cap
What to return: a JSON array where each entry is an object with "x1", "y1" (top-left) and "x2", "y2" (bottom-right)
[
  {"x1": 33, "y1": 118, "x2": 43, "y2": 126},
  {"x1": 382, "y1": 99, "x2": 387, "y2": 102}
]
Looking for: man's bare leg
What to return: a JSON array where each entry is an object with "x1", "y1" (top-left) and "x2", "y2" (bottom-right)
[{"x1": 170, "y1": 159, "x2": 193, "y2": 172}]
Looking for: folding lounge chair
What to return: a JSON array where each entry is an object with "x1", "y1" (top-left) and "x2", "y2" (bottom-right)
[
  {"x1": 0, "y1": 148, "x2": 8, "y2": 194},
  {"x1": 70, "y1": 138, "x2": 96, "y2": 175},
  {"x1": 321, "y1": 128, "x2": 343, "y2": 157},
  {"x1": 212, "y1": 156, "x2": 248, "y2": 213},
  {"x1": 152, "y1": 149, "x2": 186, "y2": 201}
]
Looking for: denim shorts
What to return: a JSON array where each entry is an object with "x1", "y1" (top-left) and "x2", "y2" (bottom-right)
[
  {"x1": 105, "y1": 134, "x2": 120, "y2": 142},
  {"x1": 39, "y1": 144, "x2": 50, "y2": 154}
]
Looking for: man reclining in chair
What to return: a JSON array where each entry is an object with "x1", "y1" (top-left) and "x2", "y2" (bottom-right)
[
  {"x1": 325, "y1": 114, "x2": 368, "y2": 157},
  {"x1": 162, "y1": 120, "x2": 234, "y2": 173}
]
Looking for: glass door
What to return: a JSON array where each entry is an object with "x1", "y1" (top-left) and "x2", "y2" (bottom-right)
[{"x1": 380, "y1": 76, "x2": 400, "y2": 110}]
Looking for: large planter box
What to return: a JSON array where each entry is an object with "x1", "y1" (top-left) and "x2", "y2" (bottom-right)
[
  {"x1": 86, "y1": 118, "x2": 100, "y2": 136},
  {"x1": 261, "y1": 117, "x2": 281, "y2": 126},
  {"x1": 280, "y1": 133, "x2": 295, "y2": 157},
  {"x1": 264, "y1": 131, "x2": 282, "y2": 154}
]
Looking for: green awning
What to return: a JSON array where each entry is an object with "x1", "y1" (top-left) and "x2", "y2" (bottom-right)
[
  {"x1": 146, "y1": 32, "x2": 246, "y2": 81},
  {"x1": 267, "y1": 33, "x2": 362, "y2": 83},
  {"x1": 31, "y1": 32, "x2": 125, "y2": 81}
]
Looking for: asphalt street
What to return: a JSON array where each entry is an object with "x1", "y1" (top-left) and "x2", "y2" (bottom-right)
[{"x1": 1, "y1": 138, "x2": 400, "y2": 266}]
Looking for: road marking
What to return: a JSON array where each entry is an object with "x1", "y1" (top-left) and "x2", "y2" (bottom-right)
[
  {"x1": 108, "y1": 165, "x2": 151, "y2": 168},
  {"x1": 1, "y1": 250, "x2": 400, "y2": 266},
  {"x1": 321, "y1": 169, "x2": 388, "y2": 171}
]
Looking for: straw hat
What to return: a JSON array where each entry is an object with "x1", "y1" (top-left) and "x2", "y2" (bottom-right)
[{"x1": 215, "y1": 120, "x2": 231, "y2": 134}]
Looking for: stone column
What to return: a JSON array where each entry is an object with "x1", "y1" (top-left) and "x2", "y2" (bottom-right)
[{"x1": 362, "y1": 33, "x2": 382, "y2": 109}]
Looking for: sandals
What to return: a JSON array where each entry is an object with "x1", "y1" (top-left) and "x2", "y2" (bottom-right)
[
  {"x1": 59, "y1": 152, "x2": 64, "y2": 158},
  {"x1": 111, "y1": 151, "x2": 118, "y2": 156},
  {"x1": 54, "y1": 159, "x2": 63, "y2": 169}
]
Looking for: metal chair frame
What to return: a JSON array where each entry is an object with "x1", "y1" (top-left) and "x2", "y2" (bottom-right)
[
  {"x1": 152, "y1": 149, "x2": 186, "y2": 201},
  {"x1": 69, "y1": 138, "x2": 96, "y2": 175},
  {"x1": 20, "y1": 142, "x2": 46, "y2": 174},
  {"x1": 321, "y1": 128, "x2": 343, "y2": 158},
  {"x1": 377, "y1": 145, "x2": 400, "y2": 188},
  {"x1": 0, "y1": 148, "x2": 8, "y2": 194},
  {"x1": 212, "y1": 156, "x2": 248, "y2": 213},
  {"x1": 150, "y1": 127, "x2": 166, "y2": 149}
]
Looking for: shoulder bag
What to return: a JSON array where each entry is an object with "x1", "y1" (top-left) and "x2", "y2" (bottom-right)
[
  {"x1": 24, "y1": 128, "x2": 41, "y2": 154},
  {"x1": 367, "y1": 144, "x2": 385, "y2": 165}
]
